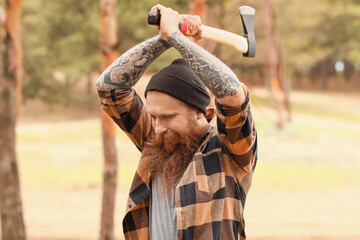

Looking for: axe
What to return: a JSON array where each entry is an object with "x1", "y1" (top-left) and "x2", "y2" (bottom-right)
[{"x1": 147, "y1": 6, "x2": 256, "y2": 57}]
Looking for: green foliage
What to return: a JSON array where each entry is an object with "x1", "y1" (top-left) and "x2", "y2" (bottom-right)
[
  {"x1": 22, "y1": 0, "x2": 100, "y2": 104},
  {"x1": 275, "y1": 0, "x2": 360, "y2": 69},
  {"x1": 115, "y1": 0, "x2": 188, "y2": 72},
  {"x1": 21, "y1": 0, "x2": 188, "y2": 104},
  {"x1": 16, "y1": 0, "x2": 360, "y2": 105}
]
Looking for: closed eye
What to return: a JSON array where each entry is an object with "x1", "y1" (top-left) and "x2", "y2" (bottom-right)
[{"x1": 162, "y1": 114, "x2": 175, "y2": 119}]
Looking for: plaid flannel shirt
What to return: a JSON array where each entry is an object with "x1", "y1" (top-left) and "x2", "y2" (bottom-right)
[{"x1": 98, "y1": 83, "x2": 258, "y2": 240}]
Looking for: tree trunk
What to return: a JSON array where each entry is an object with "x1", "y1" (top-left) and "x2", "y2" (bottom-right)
[
  {"x1": 0, "y1": 0, "x2": 26, "y2": 240},
  {"x1": 278, "y1": 53, "x2": 292, "y2": 121},
  {"x1": 261, "y1": 0, "x2": 285, "y2": 129},
  {"x1": 320, "y1": 60, "x2": 327, "y2": 90},
  {"x1": 188, "y1": 0, "x2": 207, "y2": 48},
  {"x1": 189, "y1": 0, "x2": 206, "y2": 20},
  {"x1": 99, "y1": 0, "x2": 118, "y2": 240},
  {"x1": 87, "y1": 74, "x2": 93, "y2": 111}
]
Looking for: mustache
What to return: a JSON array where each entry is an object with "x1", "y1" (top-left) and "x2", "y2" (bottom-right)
[{"x1": 154, "y1": 130, "x2": 185, "y2": 154}]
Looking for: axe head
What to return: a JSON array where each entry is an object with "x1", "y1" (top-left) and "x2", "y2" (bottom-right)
[{"x1": 239, "y1": 6, "x2": 256, "y2": 57}]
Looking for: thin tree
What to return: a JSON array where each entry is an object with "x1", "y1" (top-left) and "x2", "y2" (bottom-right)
[
  {"x1": 261, "y1": 0, "x2": 290, "y2": 128},
  {"x1": 188, "y1": 0, "x2": 207, "y2": 48},
  {"x1": 0, "y1": 0, "x2": 26, "y2": 239},
  {"x1": 99, "y1": 0, "x2": 118, "y2": 239},
  {"x1": 189, "y1": 0, "x2": 206, "y2": 20}
]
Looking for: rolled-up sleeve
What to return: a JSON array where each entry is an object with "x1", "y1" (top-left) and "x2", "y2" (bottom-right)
[
  {"x1": 98, "y1": 88, "x2": 151, "y2": 152},
  {"x1": 216, "y1": 84, "x2": 257, "y2": 172}
]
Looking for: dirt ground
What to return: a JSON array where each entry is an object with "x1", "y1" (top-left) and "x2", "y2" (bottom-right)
[
  {"x1": 21, "y1": 185, "x2": 360, "y2": 240},
  {"x1": 5, "y1": 86, "x2": 360, "y2": 240}
]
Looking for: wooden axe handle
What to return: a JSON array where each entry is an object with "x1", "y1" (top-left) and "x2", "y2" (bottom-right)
[
  {"x1": 201, "y1": 25, "x2": 248, "y2": 54},
  {"x1": 147, "y1": 8, "x2": 249, "y2": 54}
]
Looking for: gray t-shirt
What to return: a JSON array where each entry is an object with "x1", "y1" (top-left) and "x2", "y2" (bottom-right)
[{"x1": 149, "y1": 175, "x2": 177, "y2": 240}]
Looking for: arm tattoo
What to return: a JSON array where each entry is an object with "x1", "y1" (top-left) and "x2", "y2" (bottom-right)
[
  {"x1": 96, "y1": 36, "x2": 170, "y2": 91},
  {"x1": 168, "y1": 31, "x2": 240, "y2": 99}
]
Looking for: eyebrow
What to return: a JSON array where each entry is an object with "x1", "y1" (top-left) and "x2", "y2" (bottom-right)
[{"x1": 147, "y1": 111, "x2": 178, "y2": 118}]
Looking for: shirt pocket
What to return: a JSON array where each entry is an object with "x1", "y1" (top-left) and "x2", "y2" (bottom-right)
[{"x1": 194, "y1": 151, "x2": 226, "y2": 195}]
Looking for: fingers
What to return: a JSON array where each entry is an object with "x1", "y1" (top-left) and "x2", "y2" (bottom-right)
[
  {"x1": 189, "y1": 16, "x2": 202, "y2": 34},
  {"x1": 186, "y1": 28, "x2": 202, "y2": 43},
  {"x1": 151, "y1": 5, "x2": 180, "y2": 41},
  {"x1": 194, "y1": 28, "x2": 203, "y2": 41},
  {"x1": 151, "y1": 4, "x2": 164, "y2": 11},
  {"x1": 150, "y1": 5, "x2": 203, "y2": 42},
  {"x1": 152, "y1": 4, "x2": 179, "y2": 16},
  {"x1": 179, "y1": 14, "x2": 202, "y2": 35}
]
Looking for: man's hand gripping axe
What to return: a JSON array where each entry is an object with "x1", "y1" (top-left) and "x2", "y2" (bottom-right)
[{"x1": 148, "y1": 6, "x2": 256, "y2": 57}]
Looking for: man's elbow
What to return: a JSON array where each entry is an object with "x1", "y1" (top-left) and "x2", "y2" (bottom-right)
[
  {"x1": 95, "y1": 78, "x2": 102, "y2": 91},
  {"x1": 96, "y1": 74, "x2": 112, "y2": 92},
  {"x1": 216, "y1": 89, "x2": 246, "y2": 107}
]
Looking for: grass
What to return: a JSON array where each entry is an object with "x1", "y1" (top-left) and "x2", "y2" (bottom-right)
[
  {"x1": 253, "y1": 162, "x2": 360, "y2": 190},
  {"x1": 291, "y1": 102, "x2": 360, "y2": 123},
  {"x1": 17, "y1": 119, "x2": 140, "y2": 187},
  {"x1": 16, "y1": 88, "x2": 360, "y2": 192},
  {"x1": 251, "y1": 94, "x2": 360, "y2": 123},
  {"x1": 13, "y1": 88, "x2": 360, "y2": 240}
]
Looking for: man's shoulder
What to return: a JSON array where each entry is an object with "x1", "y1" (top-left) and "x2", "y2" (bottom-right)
[{"x1": 198, "y1": 126, "x2": 224, "y2": 154}]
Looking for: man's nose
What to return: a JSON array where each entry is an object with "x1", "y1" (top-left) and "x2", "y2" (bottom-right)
[{"x1": 154, "y1": 120, "x2": 167, "y2": 135}]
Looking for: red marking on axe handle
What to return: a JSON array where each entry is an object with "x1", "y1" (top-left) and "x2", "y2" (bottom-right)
[{"x1": 179, "y1": 20, "x2": 188, "y2": 34}]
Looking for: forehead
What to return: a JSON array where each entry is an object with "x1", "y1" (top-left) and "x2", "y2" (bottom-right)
[{"x1": 146, "y1": 91, "x2": 189, "y2": 115}]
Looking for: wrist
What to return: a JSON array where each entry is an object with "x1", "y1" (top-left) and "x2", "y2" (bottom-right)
[
  {"x1": 168, "y1": 30, "x2": 193, "y2": 47},
  {"x1": 167, "y1": 29, "x2": 181, "y2": 41},
  {"x1": 155, "y1": 35, "x2": 171, "y2": 49}
]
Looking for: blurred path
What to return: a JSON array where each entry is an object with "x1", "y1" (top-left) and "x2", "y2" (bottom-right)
[
  {"x1": 246, "y1": 188, "x2": 360, "y2": 239},
  {"x1": 14, "y1": 87, "x2": 360, "y2": 240},
  {"x1": 23, "y1": 186, "x2": 127, "y2": 240},
  {"x1": 21, "y1": 186, "x2": 360, "y2": 240}
]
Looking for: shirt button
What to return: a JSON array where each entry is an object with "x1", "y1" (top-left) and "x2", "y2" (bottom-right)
[{"x1": 128, "y1": 204, "x2": 132, "y2": 208}]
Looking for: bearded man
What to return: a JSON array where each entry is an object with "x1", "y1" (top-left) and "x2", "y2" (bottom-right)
[{"x1": 96, "y1": 4, "x2": 258, "y2": 240}]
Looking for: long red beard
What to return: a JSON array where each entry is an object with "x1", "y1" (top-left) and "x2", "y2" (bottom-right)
[{"x1": 141, "y1": 122, "x2": 207, "y2": 197}]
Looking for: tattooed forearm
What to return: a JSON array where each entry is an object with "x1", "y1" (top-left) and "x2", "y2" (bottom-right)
[
  {"x1": 168, "y1": 31, "x2": 240, "y2": 99},
  {"x1": 96, "y1": 36, "x2": 170, "y2": 91}
]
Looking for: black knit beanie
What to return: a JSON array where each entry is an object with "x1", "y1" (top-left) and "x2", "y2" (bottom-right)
[{"x1": 145, "y1": 59, "x2": 210, "y2": 115}]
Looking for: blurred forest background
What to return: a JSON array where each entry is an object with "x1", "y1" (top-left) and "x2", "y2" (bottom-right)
[
  {"x1": 0, "y1": 0, "x2": 360, "y2": 240},
  {"x1": 18, "y1": 0, "x2": 360, "y2": 107}
]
